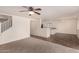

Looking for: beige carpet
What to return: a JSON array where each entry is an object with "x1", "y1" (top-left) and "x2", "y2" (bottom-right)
[
  {"x1": 0, "y1": 37, "x2": 79, "y2": 53},
  {"x1": 32, "y1": 33, "x2": 79, "y2": 50}
]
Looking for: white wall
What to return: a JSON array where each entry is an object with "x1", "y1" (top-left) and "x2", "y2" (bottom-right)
[
  {"x1": 77, "y1": 17, "x2": 79, "y2": 38},
  {"x1": 77, "y1": 17, "x2": 79, "y2": 30},
  {"x1": 0, "y1": 23, "x2": 1, "y2": 35},
  {"x1": 30, "y1": 19, "x2": 50, "y2": 38},
  {"x1": 51, "y1": 16, "x2": 77, "y2": 35},
  {"x1": 0, "y1": 13, "x2": 30, "y2": 45}
]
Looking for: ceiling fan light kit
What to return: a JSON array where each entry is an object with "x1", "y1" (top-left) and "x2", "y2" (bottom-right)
[{"x1": 29, "y1": 11, "x2": 34, "y2": 14}]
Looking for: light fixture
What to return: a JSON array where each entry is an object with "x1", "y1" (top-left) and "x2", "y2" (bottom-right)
[
  {"x1": 28, "y1": 11, "x2": 35, "y2": 16},
  {"x1": 29, "y1": 11, "x2": 34, "y2": 14}
]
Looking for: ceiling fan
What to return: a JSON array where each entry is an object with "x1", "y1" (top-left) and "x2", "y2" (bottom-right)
[{"x1": 20, "y1": 6, "x2": 42, "y2": 16}]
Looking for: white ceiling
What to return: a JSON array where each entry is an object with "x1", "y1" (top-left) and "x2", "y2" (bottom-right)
[{"x1": 0, "y1": 6, "x2": 79, "y2": 20}]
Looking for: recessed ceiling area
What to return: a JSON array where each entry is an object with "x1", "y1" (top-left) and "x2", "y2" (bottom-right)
[{"x1": 0, "y1": 6, "x2": 79, "y2": 20}]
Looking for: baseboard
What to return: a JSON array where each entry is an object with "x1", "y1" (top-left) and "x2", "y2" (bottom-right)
[
  {"x1": 31, "y1": 35, "x2": 49, "y2": 40},
  {"x1": 51, "y1": 33, "x2": 77, "y2": 36}
]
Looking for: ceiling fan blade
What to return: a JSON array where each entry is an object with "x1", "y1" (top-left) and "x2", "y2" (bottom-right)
[
  {"x1": 22, "y1": 6, "x2": 28, "y2": 8},
  {"x1": 29, "y1": 7, "x2": 34, "y2": 11},
  {"x1": 35, "y1": 8, "x2": 42, "y2": 11},
  {"x1": 34, "y1": 11, "x2": 40, "y2": 15},
  {"x1": 19, "y1": 10, "x2": 28, "y2": 12}
]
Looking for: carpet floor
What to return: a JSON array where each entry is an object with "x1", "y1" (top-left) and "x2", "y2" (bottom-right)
[
  {"x1": 32, "y1": 33, "x2": 79, "y2": 50},
  {"x1": 0, "y1": 37, "x2": 79, "y2": 53}
]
